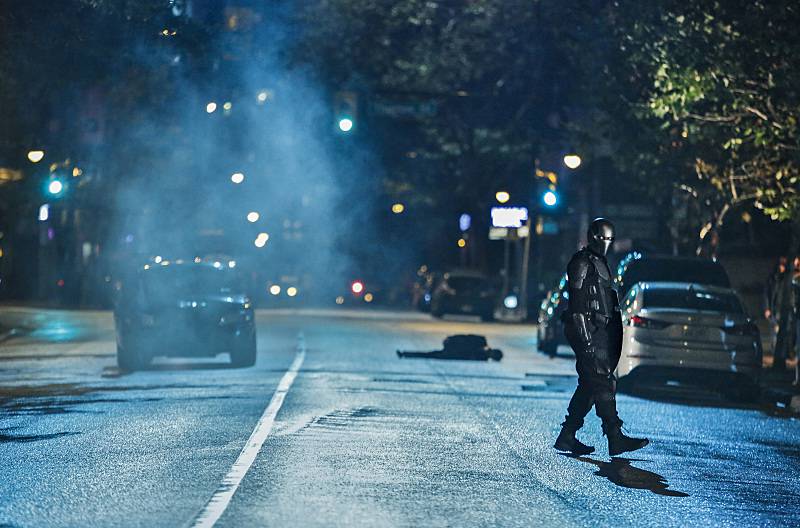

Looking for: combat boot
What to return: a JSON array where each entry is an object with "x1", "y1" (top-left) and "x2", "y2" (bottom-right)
[
  {"x1": 604, "y1": 421, "x2": 649, "y2": 456},
  {"x1": 553, "y1": 426, "x2": 595, "y2": 456}
]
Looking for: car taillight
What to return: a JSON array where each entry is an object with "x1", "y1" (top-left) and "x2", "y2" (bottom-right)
[{"x1": 629, "y1": 315, "x2": 671, "y2": 330}]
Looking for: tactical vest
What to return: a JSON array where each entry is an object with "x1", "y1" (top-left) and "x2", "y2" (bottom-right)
[{"x1": 579, "y1": 249, "x2": 620, "y2": 324}]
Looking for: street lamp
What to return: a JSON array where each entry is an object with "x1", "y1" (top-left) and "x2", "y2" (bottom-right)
[
  {"x1": 563, "y1": 154, "x2": 582, "y2": 170},
  {"x1": 495, "y1": 191, "x2": 510, "y2": 204},
  {"x1": 246, "y1": 211, "x2": 259, "y2": 223},
  {"x1": 391, "y1": 203, "x2": 405, "y2": 214},
  {"x1": 27, "y1": 150, "x2": 45, "y2": 163},
  {"x1": 254, "y1": 232, "x2": 269, "y2": 247},
  {"x1": 231, "y1": 172, "x2": 244, "y2": 184},
  {"x1": 206, "y1": 102, "x2": 217, "y2": 113}
]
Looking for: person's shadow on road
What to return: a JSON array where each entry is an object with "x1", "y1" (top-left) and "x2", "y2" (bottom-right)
[{"x1": 561, "y1": 454, "x2": 689, "y2": 497}]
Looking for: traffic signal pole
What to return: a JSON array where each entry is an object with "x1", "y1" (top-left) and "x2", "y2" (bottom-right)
[{"x1": 519, "y1": 215, "x2": 532, "y2": 320}]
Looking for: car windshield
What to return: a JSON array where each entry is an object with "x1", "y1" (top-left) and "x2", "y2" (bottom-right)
[
  {"x1": 447, "y1": 277, "x2": 488, "y2": 291},
  {"x1": 643, "y1": 289, "x2": 743, "y2": 313},
  {"x1": 621, "y1": 259, "x2": 730, "y2": 294},
  {"x1": 140, "y1": 265, "x2": 245, "y2": 299}
]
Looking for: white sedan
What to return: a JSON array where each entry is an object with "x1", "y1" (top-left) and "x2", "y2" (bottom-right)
[{"x1": 617, "y1": 282, "x2": 762, "y2": 389}]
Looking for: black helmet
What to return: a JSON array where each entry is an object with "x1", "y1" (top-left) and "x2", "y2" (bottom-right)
[{"x1": 587, "y1": 218, "x2": 615, "y2": 256}]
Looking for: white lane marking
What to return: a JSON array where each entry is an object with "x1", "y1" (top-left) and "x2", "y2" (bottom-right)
[{"x1": 191, "y1": 333, "x2": 306, "y2": 528}]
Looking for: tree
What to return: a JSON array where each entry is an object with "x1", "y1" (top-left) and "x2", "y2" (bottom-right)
[
  {"x1": 293, "y1": 0, "x2": 601, "y2": 212},
  {"x1": 607, "y1": 1, "x2": 800, "y2": 256}
]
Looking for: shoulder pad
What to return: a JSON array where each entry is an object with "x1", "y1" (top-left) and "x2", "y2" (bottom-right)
[{"x1": 567, "y1": 252, "x2": 591, "y2": 288}]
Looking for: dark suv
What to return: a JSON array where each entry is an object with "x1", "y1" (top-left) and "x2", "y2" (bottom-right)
[
  {"x1": 430, "y1": 271, "x2": 497, "y2": 321},
  {"x1": 113, "y1": 258, "x2": 256, "y2": 370}
]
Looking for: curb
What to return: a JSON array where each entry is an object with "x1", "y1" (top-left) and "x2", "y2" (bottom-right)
[{"x1": 761, "y1": 386, "x2": 800, "y2": 414}]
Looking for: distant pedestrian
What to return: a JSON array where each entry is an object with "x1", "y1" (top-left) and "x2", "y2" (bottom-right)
[
  {"x1": 792, "y1": 257, "x2": 800, "y2": 385},
  {"x1": 765, "y1": 257, "x2": 793, "y2": 369}
]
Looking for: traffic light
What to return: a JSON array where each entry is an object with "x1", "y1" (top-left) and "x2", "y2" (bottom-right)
[
  {"x1": 46, "y1": 177, "x2": 66, "y2": 198},
  {"x1": 334, "y1": 91, "x2": 358, "y2": 133},
  {"x1": 542, "y1": 189, "x2": 558, "y2": 208}
]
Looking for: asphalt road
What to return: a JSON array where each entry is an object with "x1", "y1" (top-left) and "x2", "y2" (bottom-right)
[{"x1": 1, "y1": 307, "x2": 799, "y2": 527}]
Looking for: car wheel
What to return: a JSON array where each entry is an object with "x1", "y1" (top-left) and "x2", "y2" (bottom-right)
[
  {"x1": 117, "y1": 339, "x2": 149, "y2": 371},
  {"x1": 231, "y1": 331, "x2": 257, "y2": 368},
  {"x1": 543, "y1": 338, "x2": 557, "y2": 357}
]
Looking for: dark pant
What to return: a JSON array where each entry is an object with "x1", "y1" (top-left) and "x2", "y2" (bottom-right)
[{"x1": 562, "y1": 314, "x2": 623, "y2": 430}]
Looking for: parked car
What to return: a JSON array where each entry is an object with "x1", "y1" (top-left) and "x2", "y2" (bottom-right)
[
  {"x1": 430, "y1": 271, "x2": 496, "y2": 321},
  {"x1": 113, "y1": 258, "x2": 257, "y2": 370},
  {"x1": 536, "y1": 273, "x2": 569, "y2": 356},
  {"x1": 616, "y1": 281, "x2": 762, "y2": 396},
  {"x1": 615, "y1": 252, "x2": 731, "y2": 297}
]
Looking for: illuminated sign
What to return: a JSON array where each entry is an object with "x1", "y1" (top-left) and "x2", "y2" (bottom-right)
[{"x1": 491, "y1": 207, "x2": 528, "y2": 228}]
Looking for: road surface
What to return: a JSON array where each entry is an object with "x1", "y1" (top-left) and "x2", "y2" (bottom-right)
[{"x1": 1, "y1": 307, "x2": 798, "y2": 527}]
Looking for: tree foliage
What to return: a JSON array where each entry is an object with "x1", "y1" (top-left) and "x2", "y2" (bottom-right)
[
  {"x1": 608, "y1": 0, "x2": 800, "y2": 252},
  {"x1": 293, "y1": 0, "x2": 599, "y2": 214}
]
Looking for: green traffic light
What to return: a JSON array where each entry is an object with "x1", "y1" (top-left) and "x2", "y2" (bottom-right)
[
  {"x1": 46, "y1": 178, "x2": 65, "y2": 197},
  {"x1": 338, "y1": 117, "x2": 354, "y2": 132}
]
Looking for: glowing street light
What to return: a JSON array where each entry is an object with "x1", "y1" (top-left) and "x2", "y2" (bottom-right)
[
  {"x1": 231, "y1": 172, "x2": 244, "y2": 184},
  {"x1": 247, "y1": 211, "x2": 260, "y2": 223},
  {"x1": 338, "y1": 118, "x2": 354, "y2": 132},
  {"x1": 27, "y1": 150, "x2": 45, "y2": 163},
  {"x1": 269, "y1": 284, "x2": 281, "y2": 295},
  {"x1": 563, "y1": 154, "x2": 582, "y2": 169},
  {"x1": 364, "y1": 293, "x2": 374, "y2": 303},
  {"x1": 351, "y1": 280, "x2": 364, "y2": 294},
  {"x1": 457, "y1": 238, "x2": 467, "y2": 248},
  {"x1": 206, "y1": 102, "x2": 217, "y2": 113},
  {"x1": 287, "y1": 287, "x2": 298, "y2": 297},
  {"x1": 223, "y1": 101, "x2": 232, "y2": 111},
  {"x1": 254, "y1": 232, "x2": 269, "y2": 248},
  {"x1": 391, "y1": 203, "x2": 405, "y2": 214},
  {"x1": 495, "y1": 191, "x2": 510, "y2": 204}
]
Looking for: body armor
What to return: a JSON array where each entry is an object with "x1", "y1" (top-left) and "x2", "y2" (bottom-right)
[
  {"x1": 554, "y1": 218, "x2": 649, "y2": 456},
  {"x1": 565, "y1": 219, "x2": 620, "y2": 348}
]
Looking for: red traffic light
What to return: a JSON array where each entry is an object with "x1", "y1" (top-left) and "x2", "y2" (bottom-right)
[{"x1": 351, "y1": 280, "x2": 364, "y2": 295}]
